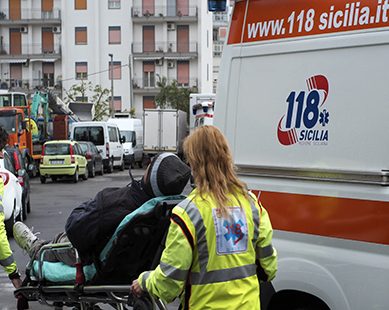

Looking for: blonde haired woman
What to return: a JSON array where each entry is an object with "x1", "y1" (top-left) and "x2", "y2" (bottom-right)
[{"x1": 132, "y1": 125, "x2": 277, "y2": 309}]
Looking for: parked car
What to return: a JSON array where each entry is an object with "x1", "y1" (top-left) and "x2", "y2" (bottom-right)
[
  {"x1": 78, "y1": 141, "x2": 104, "y2": 178},
  {"x1": 39, "y1": 140, "x2": 88, "y2": 184},
  {"x1": 0, "y1": 150, "x2": 23, "y2": 235},
  {"x1": 70, "y1": 121, "x2": 125, "y2": 173},
  {"x1": 5, "y1": 146, "x2": 31, "y2": 219}
]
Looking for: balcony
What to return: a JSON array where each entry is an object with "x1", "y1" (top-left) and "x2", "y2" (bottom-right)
[
  {"x1": 212, "y1": 12, "x2": 229, "y2": 27},
  {"x1": 132, "y1": 6, "x2": 197, "y2": 23},
  {"x1": 213, "y1": 41, "x2": 224, "y2": 56},
  {"x1": 132, "y1": 76, "x2": 197, "y2": 94},
  {"x1": 0, "y1": 43, "x2": 61, "y2": 61},
  {"x1": 0, "y1": 78, "x2": 62, "y2": 96},
  {"x1": 0, "y1": 9, "x2": 61, "y2": 25},
  {"x1": 132, "y1": 41, "x2": 197, "y2": 59},
  {"x1": 132, "y1": 77, "x2": 158, "y2": 95}
]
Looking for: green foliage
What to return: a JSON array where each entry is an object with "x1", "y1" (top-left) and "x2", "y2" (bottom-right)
[
  {"x1": 63, "y1": 81, "x2": 110, "y2": 121},
  {"x1": 155, "y1": 75, "x2": 198, "y2": 114},
  {"x1": 129, "y1": 107, "x2": 136, "y2": 118}
]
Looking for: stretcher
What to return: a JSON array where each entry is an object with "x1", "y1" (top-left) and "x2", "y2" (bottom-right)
[{"x1": 14, "y1": 196, "x2": 186, "y2": 310}]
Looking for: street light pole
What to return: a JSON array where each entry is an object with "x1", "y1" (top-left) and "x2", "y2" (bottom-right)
[{"x1": 109, "y1": 53, "x2": 114, "y2": 117}]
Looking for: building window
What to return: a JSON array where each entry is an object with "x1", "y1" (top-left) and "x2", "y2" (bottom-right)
[
  {"x1": 109, "y1": 26, "x2": 121, "y2": 44},
  {"x1": 108, "y1": 0, "x2": 121, "y2": 9},
  {"x1": 112, "y1": 96, "x2": 122, "y2": 111},
  {"x1": 75, "y1": 62, "x2": 88, "y2": 80},
  {"x1": 143, "y1": 62, "x2": 155, "y2": 87},
  {"x1": 108, "y1": 61, "x2": 121, "y2": 80},
  {"x1": 143, "y1": 26, "x2": 155, "y2": 52},
  {"x1": 177, "y1": 25, "x2": 189, "y2": 53},
  {"x1": 10, "y1": 64, "x2": 22, "y2": 88},
  {"x1": 42, "y1": 62, "x2": 55, "y2": 87},
  {"x1": 143, "y1": 96, "x2": 156, "y2": 109},
  {"x1": 75, "y1": 0, "x2": 87, "y2": 10},
  {"x1": 75, "y1": 27, "x2": 87, "y2": 45},
  {"x1": 177, "y1": 61, "x2": 189, "y2": 86}
]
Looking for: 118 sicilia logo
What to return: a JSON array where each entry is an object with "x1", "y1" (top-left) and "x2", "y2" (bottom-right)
[{"x1": 277, "y1": 75, "x2": 330, "y2": 146}]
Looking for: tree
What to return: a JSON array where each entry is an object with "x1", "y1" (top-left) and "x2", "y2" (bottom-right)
[
  {"x1": 63, "y1": 81, "x2": 110, "y2": 121},
  {"x1": 155, "y1": 75, "x2": 198, "y2": 114}
]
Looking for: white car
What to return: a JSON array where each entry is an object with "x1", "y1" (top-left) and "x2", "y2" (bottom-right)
[{"x1": 0, "y1": 150, "x2": 23, "y2": 235}]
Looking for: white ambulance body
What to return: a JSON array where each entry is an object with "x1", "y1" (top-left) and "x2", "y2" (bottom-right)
[
  {"x1": 214, "y1": 0, "x2": 389, "y2": 309},
  {"x1": 189, "y1": 93, "x2": 216, "y2": 132}
]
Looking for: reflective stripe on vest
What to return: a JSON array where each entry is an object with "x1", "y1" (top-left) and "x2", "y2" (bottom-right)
[
  {"x1": 0, "y1": 254, "x2": 14, "y2": 267},
  {"x1": 257, "y1": 244, "x2": 274, "y2": 259},
  {"x1": 181, "y1": 196, "x2": 260, "y2": 285},
  {"x1": 160, "y1": 261, "x2": 189, "y2": 281}
]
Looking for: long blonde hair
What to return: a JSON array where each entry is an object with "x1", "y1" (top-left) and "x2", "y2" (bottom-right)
[{"x1": 183, "y1": 126, "x2": 248, "y2": 215}]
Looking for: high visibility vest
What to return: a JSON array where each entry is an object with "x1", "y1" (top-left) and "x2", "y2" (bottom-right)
[
  {"x1": 139, "y1": 189, "x2": 277, "y2": 309},
  {"x1": 0, "y1": 179, "x2": 17, "y2": 275}
]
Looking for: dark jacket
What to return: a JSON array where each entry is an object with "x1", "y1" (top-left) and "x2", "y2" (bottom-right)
[{"x1": 65, "y1": 180, "x2": 153, "y2": 263}]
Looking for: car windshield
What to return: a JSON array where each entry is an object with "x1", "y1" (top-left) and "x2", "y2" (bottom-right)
[
  {"x1": 45, "y1": 143, "x2": 70, "y2": 155},
  {"x1": 74, "y1": 127, "x2": 104, "y2": 145},
  {"x1": 0, "y1": 95, "x2": 11, "y2": 107},
  {"x1": 0, "y1": 115, "x2": 16, "y2": 133},
  {"x1": 121, "y1": 130, "x2": 135, "y2": 142}
]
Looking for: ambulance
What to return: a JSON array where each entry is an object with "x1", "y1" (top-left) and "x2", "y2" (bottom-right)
[{"x1": 212, "y1": 0, "x2": 389, "y2": 309}]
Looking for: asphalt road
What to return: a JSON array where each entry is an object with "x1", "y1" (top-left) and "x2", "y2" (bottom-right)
[{"x1": 0, "y1": 168, "x2": 183, "y2": 310}]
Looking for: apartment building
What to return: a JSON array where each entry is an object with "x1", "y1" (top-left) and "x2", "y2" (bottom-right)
[
  {"x1": 212, "y1": 0, "x2": 233, "y2": 93},
  {"x1": 131, "y1": 0, "x2": 213, "y2": 112},
  {"x1": 0, "y1": 0, "x2": 62, "y2": 94},
  {"x1": 0, "y1": 0, "x2": 212, "y2": 117},
  {"x1": 61, "y1": 0, "x2": 132, "y2": 114}
]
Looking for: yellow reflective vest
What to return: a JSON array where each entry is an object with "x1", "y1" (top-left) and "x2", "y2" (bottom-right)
[
  {"x1": 0, "y1": 179, "x2": 17, "y2": 275},
  {"x1": 138, "y1": 189, "x2": 277, "y2": 309}
]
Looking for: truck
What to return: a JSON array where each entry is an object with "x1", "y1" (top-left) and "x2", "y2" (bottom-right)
[
  {"x1": 143, "y1": 109, "x2": 188, "y2": 158},
  {"x1": 189, "y1": 93, "x2": 216, "y2": 132},
  {"x1": 0, "y1": 90, "x2": 71, "y2": 174},
  {"x1": 211, "y1": 0, "x2": 389, "y2": 309},
  {"x1": 108, "y1": 117, "x2": 144, "y2": 168}
]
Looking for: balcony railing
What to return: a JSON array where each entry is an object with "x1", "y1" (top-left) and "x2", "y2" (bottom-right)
[
  {"x1": 213, "y1": 41, "x2": 225, "y2": 56},
  {"x1": 0, "y1": 44, "x2": 61, "y2": 57},
  {"x1": 0, "y1": 9, "x2": 61, "y2": 21},
  {"x1": 132, "y1": 77, "x2": 197, "y2": 91},
  {"x1": 213, "y1": 12, "x2": 228, "y2": 24},
  {"x1": 132, "y1": 41, "x2": 197, "y2": 54},
  {"x1": 132, "y1": 6, "x2": 197, "y2": 18},
  {"x1": 0, "y1": 78, "x2": 62, "y2": 96},
  {"x1": 133, "y1": 77, "x2": 157, "y2": 89},
  {"x1": 167, "y1": 78, "x2": 198, "y2": 88}
]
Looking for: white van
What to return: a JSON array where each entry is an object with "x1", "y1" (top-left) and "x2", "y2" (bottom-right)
[
  {"x1": 213, "y1": 0, "x2": 389, "y2": 309},
  {"x1": 108, "y1": 118, "x2": 144, "y2": 168},
  {"x1": 70, "y1": 121, "x2": 124, "y2": 173}
]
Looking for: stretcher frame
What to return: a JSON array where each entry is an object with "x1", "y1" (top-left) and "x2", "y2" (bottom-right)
[{"x1": 15, "y1": 197, "x2": 185, "y2": 310}]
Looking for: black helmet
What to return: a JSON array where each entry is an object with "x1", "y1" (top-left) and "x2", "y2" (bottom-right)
[{"x1": 144, "y1": 153, "x2": 191, "y2": 197}]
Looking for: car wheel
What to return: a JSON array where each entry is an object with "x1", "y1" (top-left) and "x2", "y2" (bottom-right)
[
  {"x1": 40, "y1": 176, "x2": 46, "y2": 184},
  {"x1": 82, "y1": 168, "x2": 88, "y2": 180},
  {"x1": 51, "y1": 176, "x2": 58, "y2": 182},
  {"x1": 90, "y1": 163, "x2": 96, "y2": 178},
  {"x1": 27, "y1": 198, "x2": 31, "y2": 214},
  {"x1": 73, "y1": 170, "x2": 79, "y2": 183},
  {"x1": 107, "y1": 159, "x2": 113, "y2": 173},
  {"x1": 5, "y1": 209, "x2": 15, "y2": 237}
]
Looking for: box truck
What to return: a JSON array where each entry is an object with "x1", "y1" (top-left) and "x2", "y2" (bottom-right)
[
  {"x1": 143, "y1": 109, "x2": 188, "y2": 157},
  {"x1": 212, "y1": 0, "x2": 389, "y2": 309}
]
